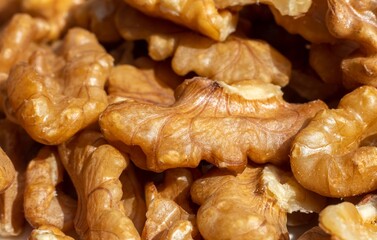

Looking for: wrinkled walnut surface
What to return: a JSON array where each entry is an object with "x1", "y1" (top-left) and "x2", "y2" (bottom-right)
[{"x1": 100, "y1": 77, "x2": 326, "y2": 172}]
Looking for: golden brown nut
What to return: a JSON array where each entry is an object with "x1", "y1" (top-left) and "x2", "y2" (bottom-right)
[
  {"x1": 58, "y1": 130, "x2": 140, "y2": 240},
  {"x1": 0, "y1": 119, "x2": 37, "y2": 237},
  {"x1": 20, "y1": 0, "x2": 84, "y2": 40},
  {"x1": 142, "y1": 169, "x2": 197, "y2": 240},
  {"x1": 0, "y1": 14, "x2": 42, "y2": 81},
  {"x1": 171, "y1": 34, "x2": 291, "y2": 86},
  {"x1": 5, "y1": 27, "x2": 112, "y2": 145},
  {"x1": 271, "y1": 0, "x2": 335, "y2": 44},
  {"x1": 100, "y1": 77, "x2": 326, "y2": 172},
  {"x1": 73, "y1": 0, "x2": 122, "y2": 42},
  {"x1": 327, "y1": 0, "x2": 377, "y2": 88},
  {"x1": 0, "y1": 148, "x2": 15, "y2": 193},
  {"x1": 29, "y1": 225, "x2": 74, "y2": 240},
  {"x1": 291, "y1": 86, "x2": 377, "y2": 197},
  {"x1": 24, "y1": 146, "x2": 77, "y2": 231},
  {"x1": 297, "y1": 226, "x2": 331, "y2": 240},
  {"x1": 108, "y1": 57, "x2": 181, "y2": 105},
  {"x1": 120, "y1": 163, "x2": 146, "y2": 234},
  {"x1": 319, "y1": 195, "x2": 377, "y2": 239},
  {"x1": 214, "y1": 0, "x2": 312, "y2": 16},
  {"x1": 122, "y1": 0, "x2": 237, "y2": 41},
  {"x1": 191, "y1": 164, "x2": 325, "y2": 240},
  {"x1": 116, "y1": 6, "x2": 291, "y2": 86}
]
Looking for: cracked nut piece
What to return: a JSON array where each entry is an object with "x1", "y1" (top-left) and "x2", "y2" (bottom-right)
[
  {"x1": 116, "y1": 6, "x2": 291, "y2": 86},
  {"x1": 21, "y1": 0, "x2": 84, "y2": 40},
  {"x1": 214, "y1": 0, "x2": 312, "y2": 16},
  {"x1": 0, "y1": 148, "x2": 15, "y2": 193},
  {"x1": 271, "y1": 0, "x2": 335, "y2": 44},
  {"x1": 191, "y1": 165, "x2": 287, "y2": 240},
  {"x1": 122, "y1": 0, "x2": 237, "y2": 41},
  {"x1": 6, "y1": 27, "x2": 112, "y2": 145},
  {"x1": 58, "y1": 130, "x2": 140, "y2": 240},
  {"x1": 327, "y1": 0, "x2": 377, "y2": 88},
  {"x1": 24, "y1": 146, "x2": 77, "y2": 231},
  {"x1": 29, "y1": 225, "x2": 74, "y2": 240},
  {"x1": 108, "y1": 57, "x2": 180, "y2": 105},
  {"x1": 291, "y1": 86, "x2": 377, "y2": 197},
  {"x1": 191, "y1": 164, "x2": 325, "y2": 240},
  {"x1": 100, "y1": 77, "x2": 326, "y2": 172},
  {"x1": 319, "y1": 195, "x2": 377, "y2": 240},
  {"x1": 73, "y1": 0, "x2": 121, "y2": 42},
  {"x1": 142, "y1": 169, "x2": 197, "y2": 240}
]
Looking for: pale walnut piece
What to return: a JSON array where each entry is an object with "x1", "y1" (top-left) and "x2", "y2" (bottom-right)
[
  {"x1": 73, "y1": 0, "x2": 122, "y2": 43},
  {"x1": 291, "y1": 86, "x2": 377, "y2": 197},
  {"x1": 0, "y1": 148, "x2": 15, "y2": 193},
  {"x1": 142, "y1": 169, "x2": 197, "y2": 240},
  {"x1": 327, "y1": 0, "x2": 377, "y2": 88},
  {"x1": 6, "y1": 27, "x2": 112, "y2": 145},
  {"x1": 319, "y1": 195, "x2": 377, "y2": 240},
  {"x1": 271, "y1": 0, "x2": 335, "y2": 44},
  {"x1": 190, "y1": 165, "x2": 288, "y2": 240},
  {"x1": 122, "y1": 0, "x2": 237, "y2": 41},
  {"x1": 100, "y1": 77, "x2": 326, "y2": 173},
  {"x1": 58, "y1": 130, "x2": 140, "y2": 240},
  {"x1": 108, "y1": 57, "x2": 180, "y2": 105},
  {"x1": 0, "y1": 119, "x2": 37, "y2": 237},
  {"x1": 29, "y1": 225, "x2": 74, "y2": 240},
  {"x1": 191, "y1": 164, "x2": 325, "y2": 240},
  {"x1": 115, "y1": 5, "x2": 291, "y2": 86},
  {"x1": 24, "y1": 146, "x2": 77, "y2": 231},
  {"x1": 213, "y1": 0, "x2": 312, "y2": 16}
]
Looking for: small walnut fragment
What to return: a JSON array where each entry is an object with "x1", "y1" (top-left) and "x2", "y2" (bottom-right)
[
  {"x1": 190, "y1": 164, "x2": 325, "y2": 240},
  {"x1": 319, "y1": 195, "x2": 377, "y2": 239},
  {"x1": 142, "y1": 169, "x2": 197, "y2": 240},
  {"x1": 100, "y1": 77, "x2": 326, "y2": 172},
  {"x1": 115, "y1": 6, "x2": 291, "y2": 86},
  {"x1": 297, "y1": 226, "x2": 331, "y2": 240},
  {"x1": 213, "y1": 0, "x2": 312, "y2": 16},
  {"x1": 108, "y1": 57, "x2": 181, "y2": 105},
  {"x1": 20, "y1": 0, "x2": 84, "y2": 40},
  {"x1": 122, "y1": 0, "x2": 237, "y2": 41},
  {"x1": 24, "y1": 146, "x2": 77, "y2": 231},
  {"x1": 291, "y1": 86, "x2": 377, "y2": 197},
  {"x1": 271, "y1": 0, "x2": 335, "y2": 44},
  {"x1": 58, "y1": 130, "x2": 140, "y2": 240},
  {"x1": 327, "y1": 0, "x2": 377, "y2": 88},
  {"x1": 73, "y1": 0, "x2": 121, "y2": 42},
  {"x1": 29, "y1": 225, "x2": 74, "y2": 240},
  {"x1": 0, "y1": 148, "x2": 15, "y2": 193},
  {"x1": 6, "y1": 27, "x2": 112, "y2": 145}
]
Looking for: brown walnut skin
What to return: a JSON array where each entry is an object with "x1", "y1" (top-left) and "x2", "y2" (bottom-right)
[
  {"x1": 6, "y1": 27, "x2": 111, "y2": 145},
  {"x1": 58, "y1": 130, "x2": 140, "y2": 240},
  {"x1": 100, "y1": 77, "x2": 326, "y2": 173},
  {"x1": 291, "y1": 86, "x2": 377, "y2": 197},
  {"x1": 24, "y1": 146, "x2": 77, "y2": 231}
]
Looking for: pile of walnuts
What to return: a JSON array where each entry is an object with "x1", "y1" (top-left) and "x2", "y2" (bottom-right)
[{"x1": 1, "y1": 0, "x2": 377, "y2": 239}]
